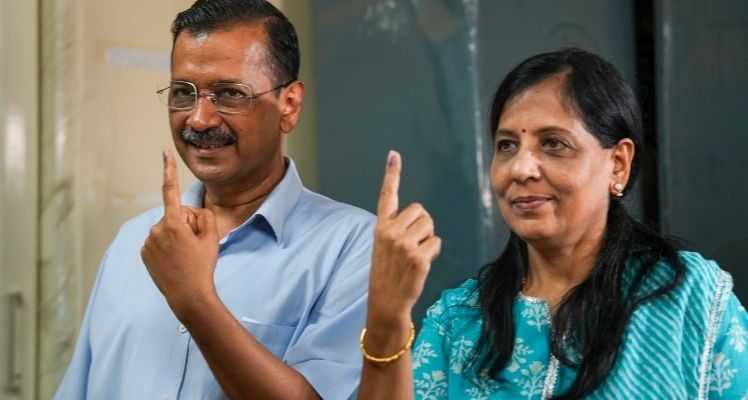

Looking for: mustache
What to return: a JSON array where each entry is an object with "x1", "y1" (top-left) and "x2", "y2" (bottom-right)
[{"x1": 180, "y1": 127, "x2": 237, "y2": 146}]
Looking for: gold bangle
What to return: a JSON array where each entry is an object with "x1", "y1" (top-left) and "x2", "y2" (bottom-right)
[{"x1": 359, "y1": 322, "x2": 416, "y2": 364}]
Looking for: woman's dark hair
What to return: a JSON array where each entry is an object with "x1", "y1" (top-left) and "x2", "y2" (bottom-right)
[
  {"x1": 476, "y1": 48, "x2": 684, "y2": 398},
  {"x1": 171, "y1": 0, "x2": 300, "y2": 84}
]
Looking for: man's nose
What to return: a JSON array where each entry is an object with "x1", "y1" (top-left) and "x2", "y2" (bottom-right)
[{"x1": 186, "y1": 96, "x2": 222, "y2": 131}]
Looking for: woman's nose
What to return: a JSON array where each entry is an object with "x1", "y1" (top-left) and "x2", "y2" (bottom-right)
[{"x1": 509, "y1": 148, "x2": 542, "y2": 183}]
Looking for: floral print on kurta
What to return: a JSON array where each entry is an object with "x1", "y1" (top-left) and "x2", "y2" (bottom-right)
[{"x1": 412, "y1": 252, "x2": 748, "y2": 399}]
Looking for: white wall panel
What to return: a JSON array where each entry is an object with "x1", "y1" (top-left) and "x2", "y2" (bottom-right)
[{"x1": 0, "y1": 1, "x2": 39, "y2": 399}]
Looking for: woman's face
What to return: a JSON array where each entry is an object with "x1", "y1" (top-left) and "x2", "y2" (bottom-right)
[{"x1": 491, "y1": 75, "x2": 624, "y2": 247}]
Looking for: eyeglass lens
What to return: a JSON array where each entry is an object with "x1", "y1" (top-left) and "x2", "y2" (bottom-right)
[{"x1": 166, "y1": 82, "x2": 254, "y2": 112}]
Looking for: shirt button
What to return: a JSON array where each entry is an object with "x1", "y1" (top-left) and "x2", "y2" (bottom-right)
[{"x1": 178, "y1": 324, "x2": 187, "y2": 334}]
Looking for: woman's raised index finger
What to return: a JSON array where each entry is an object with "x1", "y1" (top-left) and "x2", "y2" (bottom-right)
[{"x1": 377, "y1": 150, "x2": 401, "y2": 219}]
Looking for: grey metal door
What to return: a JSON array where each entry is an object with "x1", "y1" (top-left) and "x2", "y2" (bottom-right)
[{"x1": 656, "y1": 0, "x2": 748, "y2": 303}]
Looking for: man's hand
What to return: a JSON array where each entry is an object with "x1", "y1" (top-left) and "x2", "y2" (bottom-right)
[
  {"x1": 367, "y1": 151, "x2": 442, "y2": 328},
  {"x1": 141, "y1": 150, "x2": 220, "y2": 317}
]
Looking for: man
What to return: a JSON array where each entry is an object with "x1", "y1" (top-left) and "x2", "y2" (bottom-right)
[{"x1": 54, "y1": 1, "x2": 373, "y2": 398}]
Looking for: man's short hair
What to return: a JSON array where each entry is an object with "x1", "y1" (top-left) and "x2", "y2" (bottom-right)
[{"x1": 172, "y1": 0, "x2": 300, "y2": 84}]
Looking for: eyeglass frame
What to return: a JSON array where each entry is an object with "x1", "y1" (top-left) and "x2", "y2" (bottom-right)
[{"x1": 156, "y1": 79, "x2": 295, "y2": 115}]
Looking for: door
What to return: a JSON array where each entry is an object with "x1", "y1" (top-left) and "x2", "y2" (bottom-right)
[{"x1": 656, "y1": 0, "x2": 748, "y2": 303}]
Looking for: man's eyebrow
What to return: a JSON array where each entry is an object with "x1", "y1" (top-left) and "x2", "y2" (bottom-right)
[
  {"x1": 213, "y1": 79, "x2": 245, "y2": 85},
  {"x1": 169, "y1": 79, "x2": 247, "y2": 86}
]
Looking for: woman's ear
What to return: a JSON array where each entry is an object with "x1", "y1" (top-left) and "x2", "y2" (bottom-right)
[
  {"x1": 612, "y1": 138, "x2": 635, "y2": 188},
  {"x1": 278, "y1": 81, "x2": 304, "y2": 134}
]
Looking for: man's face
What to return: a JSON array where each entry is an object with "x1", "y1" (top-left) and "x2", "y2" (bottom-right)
[{"x1": 169, "y1": 24, "x2": 288, "y2": 187}]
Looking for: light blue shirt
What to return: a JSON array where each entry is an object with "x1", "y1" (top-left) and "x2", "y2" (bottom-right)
[{"x1": 54, "y1": 160, "x2": 375, "y2": 400}]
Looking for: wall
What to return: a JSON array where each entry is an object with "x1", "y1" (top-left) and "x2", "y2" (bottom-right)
[
  {"x1": 656, "y1": 0, "x2": 748, "y2": 302},
  {"x1": 0, "y1": 2, "x2": 39, "y2": 399}
]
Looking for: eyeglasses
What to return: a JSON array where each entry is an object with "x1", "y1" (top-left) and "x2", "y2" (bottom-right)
[{"x1": 156, "y1": 79, "x2": 294, "y2": 114}]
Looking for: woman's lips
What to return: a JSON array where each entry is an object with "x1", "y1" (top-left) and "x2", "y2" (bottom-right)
[{"x1": 511, "y1": 196, "x2": 553, "y2": 210}]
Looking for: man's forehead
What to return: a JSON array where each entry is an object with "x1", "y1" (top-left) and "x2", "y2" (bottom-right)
[
  {"x1": 172, "y1": 24, "x2": 273, "y2": 79},
  {"x1": 175, "y1": 24, "x2": 270, "y2": 59},
  {"x1": 192, "y1": 31, "x2": 210, "y2": 44}
]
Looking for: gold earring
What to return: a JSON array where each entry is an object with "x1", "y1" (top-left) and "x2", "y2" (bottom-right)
[{"x1": 612, "y1": 183, "x2": 624, "y2": 197}]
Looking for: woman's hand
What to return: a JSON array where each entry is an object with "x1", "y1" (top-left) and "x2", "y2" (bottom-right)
[
  {"x1": 357, "y1": 151, "x2": 440, "y2": 400},
  {"x1": 367, "y1": 151, "x2": 442, "y2": 329}
]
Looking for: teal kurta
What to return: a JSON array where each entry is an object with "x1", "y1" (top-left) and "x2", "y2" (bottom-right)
[{"x1": 412, "y1": 252, "x2": 748, "y2": 399}]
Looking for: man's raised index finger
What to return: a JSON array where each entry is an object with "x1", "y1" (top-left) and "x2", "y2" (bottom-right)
[
  {"x1": 162, "y1": 150, "x2": 182, "y2": 218},
  {"x1": 377, "y1": 150, "x2": 401, "y2": 219}
]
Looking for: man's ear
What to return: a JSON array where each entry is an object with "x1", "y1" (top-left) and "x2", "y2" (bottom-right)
[{"x1": 279, "y1": 81, "x2": 304, "y2": 134}]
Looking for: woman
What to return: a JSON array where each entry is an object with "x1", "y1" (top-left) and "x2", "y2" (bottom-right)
[{"x1": 358, "y1": 48, "x2": 748, "y2": 399}]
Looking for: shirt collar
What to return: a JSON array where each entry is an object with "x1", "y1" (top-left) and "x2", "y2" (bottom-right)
[{"x1": 182, "y1": 158, "x2": 304, "y2": 246}]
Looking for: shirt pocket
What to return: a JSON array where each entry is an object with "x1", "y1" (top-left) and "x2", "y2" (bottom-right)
[{"x1": 239, "y1": 316, "x2": 296, "y2": 359}]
